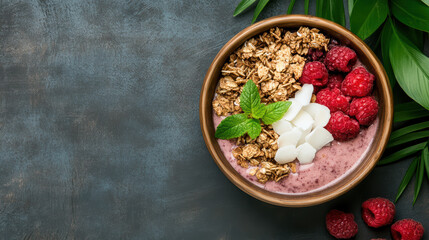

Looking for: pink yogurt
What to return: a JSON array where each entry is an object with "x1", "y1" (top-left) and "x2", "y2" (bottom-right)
[{"x1": 213, "y1": 113, "x2": 378, "y2": 194}]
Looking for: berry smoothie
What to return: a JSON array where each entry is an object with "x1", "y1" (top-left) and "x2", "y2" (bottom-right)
[{"x1": 213, "y1": 114, "x2": 378, "y2": 194}]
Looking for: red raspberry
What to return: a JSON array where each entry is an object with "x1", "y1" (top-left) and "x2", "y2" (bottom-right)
[
  {"x1": 349, "y1": 97, "x2": 379, "y2": 125},
  {"x1": 316, "y1": 88, "x2": 350, "y2": 113},
  {"x1": 327, "y1": 74, "x2": 344, "y2": 89},
  {"x1": 324, "y1": 46, "x2": 357, "y2": 72},
  {"x1": 300, "y1": 61, "x2": 329, "y2": 86},
  {"x1": 362, "y1": 197, "x2": 395, "y2": 228},
  {"x1": 308, "y1": 48, "x2": 325, "y2": 61},
  {"x1": 341, "y1": 67, "x2": 375, "y2": 97},
  {"x1": 326, "y1": 209, "x2": 358, "y2": 239},
  {"x1": 328, "y1": 38, "x2": 340, "y2": 49},
  {"x1": 391, "y1": 219, "x2": 424, "y2": 240},
  {"x1": 325, "y1": 111, "x2": 360, "y2": 141},
  {"x1": 313, "y1": 86, "x2": 322, "y2": 93}
]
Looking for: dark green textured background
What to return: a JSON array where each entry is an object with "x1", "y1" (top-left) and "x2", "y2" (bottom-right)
[{"x1": 0, "y1": 0, "x2": 428, "y2": 239}]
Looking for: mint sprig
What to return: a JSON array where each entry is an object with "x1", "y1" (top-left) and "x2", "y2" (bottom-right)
[
  {"x1": 261, "y1": 101, "x2": 292, "y2": 125},
  {"x1": 215, "y1": 80, "x2": 291, "y2": 140},
  {"x1": 240, "y1": 79, "x2": 265, "y2": 118}
]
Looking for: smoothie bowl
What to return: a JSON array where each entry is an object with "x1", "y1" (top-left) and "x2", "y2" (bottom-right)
[{"x1": 200, "y1": 15, "x2": 393, "y2": 207}]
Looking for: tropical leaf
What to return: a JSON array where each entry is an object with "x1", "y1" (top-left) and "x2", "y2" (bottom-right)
[
  {"x1": 422, "y1": 146, "x2": 429, "y2": 180},
  {"x1": 378, "y1": 142, "x2": 426, "y2": 165},
  {"x1": 414, "y1": 157, "x2": 424, "y2": 204},
  {"x1": 391, "y1": 0, "x2": 429, "y2": 33},
  {"x1": 305, "y1": 0, "x2": 310, "y2": 14},
  {"x1": 252, "y1": 0, "x2": 270, "y2": 23},
  {"x1": 316, "y1": 0, "x2": 346, "y2": 26},
  {"x1": 288, "y1": 0, "x2": 296, "y2": 14},
  {"x1": 350, "y1": 0, "x2": 388, "y2": 40},
  {"x1": 234, "y1": 0, "x2": 257, "y2": 16},
  {"x1": 387, "y1": 131, "x2": 429, "y2": 148},
  {"x1": 395, "y1": 157, "x2": 419, "y2": 202},
  {"x1": 390, "y1": 121, "x2": 429, "y2": 140},
  {"x1": 348, "y1": 0, "x2": 355, "y2": 15},
  {"x1": 389, "y1": 22, "x2": 429, "y2": 111},
  {"x1": 381, "y1": 18, "x2": 396, "y2": 87}
]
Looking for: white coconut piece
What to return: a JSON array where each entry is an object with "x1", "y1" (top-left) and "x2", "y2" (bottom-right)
[
  {"x1": 291, "y1": 110, "x2": 314, "y2": 132},
  {"x1": 303, "y1": 103, "x2": 331, "y2": 128},
  {"x1": 272, "y1": 119, "x2": 293, "y2": 135},
  {"x1": 282, "y1": 98, "x2": 303, "y2": 121},
  {"x1": 294, "y1": 84, "x2": 314, "y2": 106},
  {"x1": 278, "y1": 128, "x2": 302, "y2": 148},
  {"x1": 297, "y1": 143, "x2": 317, "y2": 164},
  {"x1": 274, "y1": 145, "x2": 298, "y2": 164},
  {"x1": 305, "y1": 127, "x2": 334, "y2": 150},
  {"x1": 297, "y1": 126, "x2": 311, "y2": 146}
]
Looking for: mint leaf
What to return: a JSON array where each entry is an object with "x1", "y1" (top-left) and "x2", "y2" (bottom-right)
[
  {"x1": 247, "y1": 119, "x2": 262, "y2": 139},
  {"x1": 215, "y1": 114, "x2": 262, "y2": 140},
  {"x1": 252, "y1": 103, "x2": 266, "y2": 119},
  {"x1": 261, "y1": 101, "x2": 291, "y2": 125},
  {"x1": 240, "y1": 80, "x2": 262, "y2": 116},
  {"x1": 215, "y1": 114, "x2": 250, "y2": 139}
]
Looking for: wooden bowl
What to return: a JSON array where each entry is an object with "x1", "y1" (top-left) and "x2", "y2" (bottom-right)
[{"x1": 199, "y1": 15, "x2": 393, "y2": 207}]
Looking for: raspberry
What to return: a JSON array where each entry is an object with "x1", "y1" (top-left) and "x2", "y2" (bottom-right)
[
  {"x1": 328, "y1": 38, "x2": 340, "y2": 49},
  {"x1": 327, "y1": 74, "x2": 344, "y2": 89},
  {"x1": 300, "y1": 61, "x2": 329, "y2": 86},
  {"x1": 391, "y1": 219, "x2": 424, "y2": 240},
  {"x1": 362, "y1": 198, "x2": 395, "y2": 228},
  {"x1": 324, "y1": 46, "x2": 357, "y2": 72},
  {"x1": 308, "y1": 48, "x2": 325, "y2": 61},
  {"x1": 326, "y1": 209, "x2": 358, "y2": 239},
  {"x1": 325, "y1": 111, "x2": 360, "y2": 141},
  {"x1": 316, "y1": 88, "x2": 350, "y2": 113},
  {"x1": 349, "y1": 97, "x2": 379, "y2": 125},
  {"x1": 341, "y1": 67, "x2": 375, "y2": 97}
]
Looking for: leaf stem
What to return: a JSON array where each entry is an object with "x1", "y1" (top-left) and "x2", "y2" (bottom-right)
[
  {"x1": 287, "y1": 0, "x2": 296, "y2": 14},
  {"x1": 395, "y1": 156, "x2": 419, "y2": 202},
  {"x1": 378, "y1": 142, "x2": 426, "y2": 165},
  {"x1": 304, "y1": 0, "x2": 310, "y2": 14}
]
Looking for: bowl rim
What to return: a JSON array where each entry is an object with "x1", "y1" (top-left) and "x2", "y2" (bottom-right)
[{"x1": 199, "y1": 14, "x2": 393, "y2": 207}]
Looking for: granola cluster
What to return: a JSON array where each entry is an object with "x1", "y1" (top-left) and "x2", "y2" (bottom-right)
[{"x1": 213, "y1": 27, "x2": 329, "y2": 183}]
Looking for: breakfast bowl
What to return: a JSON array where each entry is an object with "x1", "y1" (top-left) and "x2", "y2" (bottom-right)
[{"x1": 199, "y1": 15, "x2": 393, "y2": 207}]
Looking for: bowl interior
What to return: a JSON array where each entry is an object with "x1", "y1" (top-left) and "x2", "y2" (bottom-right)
[{"x1": 200, "y1": 15, "x2": 393, "y2": 207}]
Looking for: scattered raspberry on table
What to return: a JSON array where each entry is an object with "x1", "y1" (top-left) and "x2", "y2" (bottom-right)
[
  {"x1": 326, "y1": 209, "x2": 358, "y2": 239},
  {"x1": 361, "y1": 197, "x2": 395, "y2": 228},
  {"x1": 391, "y1": 219, "x2": 424, "y2": 240}
]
